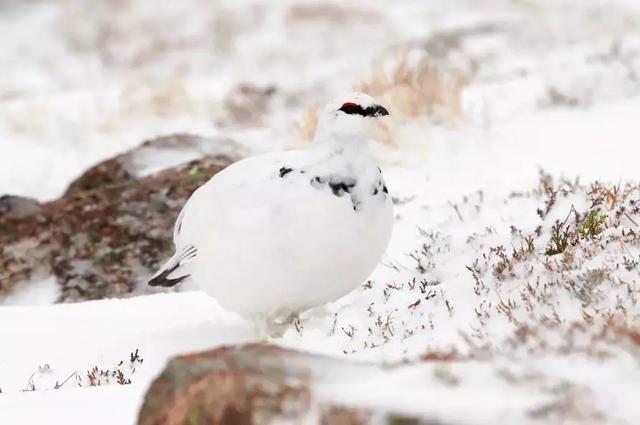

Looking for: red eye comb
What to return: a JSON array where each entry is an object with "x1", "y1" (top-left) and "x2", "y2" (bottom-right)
[{"x1": 340, "y1": 102, "x2": 359, "y2": 108}]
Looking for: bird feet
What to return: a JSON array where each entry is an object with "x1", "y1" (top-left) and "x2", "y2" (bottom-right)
[{"x1": 253, "y1": 312, "x2": 300, "y2": 341}]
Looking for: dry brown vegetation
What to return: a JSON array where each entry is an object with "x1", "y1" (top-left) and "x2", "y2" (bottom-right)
[
  {"x1": 317, "y1": 172, "x2": 640, "y2": 362},
  {"x1": 297, "y1": 53, "x2": 468, "y2": 145},
  {"x1": 356, "y1": 54, "x2": 468, "y2": 124},
  {"x1": 15, "y1": 349, "x2": 144, "y2": 393},
  {"x1": 297, "y1": 104, "x2": 320, "y2": 143},
  {"x1": 286, "y1": 3, "x2": 379, "y2": 25}
]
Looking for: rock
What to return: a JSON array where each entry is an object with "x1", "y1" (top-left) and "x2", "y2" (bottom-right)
[
  {"x1": 65, "y1": 133, "x2": 240, "y2": 195},
  {"x1": 0, "y1": 134, "x2": 237, "y2": 302},
  {"x1": 138, "y1": 345, "x2": 312, "y2": 425},
  {"x1": 64, "y1": 157, "x2": 133, "y2": 196},
  {"x1": 138, "y1": 344, "x2": 443, "y2": 425}
]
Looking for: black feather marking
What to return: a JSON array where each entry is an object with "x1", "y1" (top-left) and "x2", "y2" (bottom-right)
[
  {"x1": 351, "y1": 194, "x2": 362, "y2": 212},
  {"x1": 328, "y1": 178, "x2": 356, "y2": 197},
  {"x1": 383, "y1": 185, "x2": 388, "y2": 194},
  {"x1": 279, "y1": 167, "x2": 293, "y2": 177},
  {"x1": 373, "y1": 187, "x2": 379, "y2": 195},
  {"x1": 311, "y1": 175, "x2": 361, "y2": 211},
  {"x1": 328, "y1": 182, "x2": 346, "y2": 196}
]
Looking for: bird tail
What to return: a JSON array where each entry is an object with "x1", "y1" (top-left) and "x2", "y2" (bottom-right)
[{"x1": 148, "y1": 245, "x2": 197, "y2": 287}]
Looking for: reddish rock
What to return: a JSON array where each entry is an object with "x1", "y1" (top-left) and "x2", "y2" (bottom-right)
[
  {"x1": 138, "y1": 345, "x2": 440, "y2": 425},
  {"x1": 0, "y1": 134, "x2": 236, "y2": 301},
  {"x1": 138, "y1": 345, "x2": 313, "y2": 425},
  {"x1": 64, "y1": 157, "x2": 133, "y2": 196}
]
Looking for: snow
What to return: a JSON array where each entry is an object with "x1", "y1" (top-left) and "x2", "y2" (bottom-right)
[
  {"x1": 2, "y1": 292, "x2": 638, "y2": 424},
  {"x1": 0, "y1": 293, "x2": 253, "y2": 423},
  {"x1": 0, "y1": 386, "x2": 140, "y2": 425},
  {"x1": 2, "y1": 0, "x2": 640, "y2": 423}
]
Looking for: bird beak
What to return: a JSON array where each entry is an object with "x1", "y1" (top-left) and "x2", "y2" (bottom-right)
[{"x1": 371, "y1": 105, "x2": 389, "y2": 117}]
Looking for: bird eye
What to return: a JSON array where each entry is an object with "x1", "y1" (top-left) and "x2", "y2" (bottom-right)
[{"x1": 339, "y1": 102, "x2": 362, "y2": 114}]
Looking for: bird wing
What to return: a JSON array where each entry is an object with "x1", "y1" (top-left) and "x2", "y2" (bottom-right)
[
  {"x1": 175, "y1": 147, "x2": 366, "y2": 248},
  {"x1": 148, "y1": 152, "x2": 289, "y2": 287},
  {"x1": 151, "y1": 147, "x2": 385, "y2": 288},
  {"x1": 176, "y1": 150, "x2": 311, "y2": 240}
]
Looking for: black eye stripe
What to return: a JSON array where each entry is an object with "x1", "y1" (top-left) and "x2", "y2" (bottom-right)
[{"x1": 338, "y1": 103, "x2": 389, "y2": 117}]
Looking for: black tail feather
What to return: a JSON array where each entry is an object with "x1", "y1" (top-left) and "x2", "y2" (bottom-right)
[
  {"x1": 147, "y1": 262, "x2": 190, "y2": 287},
  {"x1": 148, "y1": 245, "x2": 197, "y2": 287}
]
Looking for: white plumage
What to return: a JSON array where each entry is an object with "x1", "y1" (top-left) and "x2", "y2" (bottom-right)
[{"x1": 149, "y1": 93, "x2": 393, "y2": 336}]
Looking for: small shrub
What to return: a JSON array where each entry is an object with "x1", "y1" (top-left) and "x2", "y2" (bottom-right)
[
  {"x1": 577, "y1": 211, "x2": 607, "y2": 239},
  {"x1": 545, "y1": 221, "x2": 572, "y2": 256}
]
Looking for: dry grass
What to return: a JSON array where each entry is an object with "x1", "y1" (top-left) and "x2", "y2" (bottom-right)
[
  {"x1": 221, "y1": 83, "x2": 277, "y2": 127},
  {"x1": 297, "y1": 104, "x2": 320, "y2": 143},
  {"x1": 356, "y1": 54, "x2": 468, "y2": 124},
  {"x1": 297, "y1": 53, "x2": 468, "y2": 145},
  {"x1": 14, "y1": 349, "x2": 144, "y2": 393},
  {"x1": 286, "y1": 3, "x2": 379, "y2": 25}
]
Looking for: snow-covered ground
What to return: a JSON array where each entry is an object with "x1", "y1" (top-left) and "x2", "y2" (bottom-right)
[{"x1": 2, "y1": 0, "x2": 640, "y2": 423}]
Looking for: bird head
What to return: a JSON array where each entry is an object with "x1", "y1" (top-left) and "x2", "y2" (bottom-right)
[{"x1": 314, "y1": 92, "x2": 389, "y2": 143}]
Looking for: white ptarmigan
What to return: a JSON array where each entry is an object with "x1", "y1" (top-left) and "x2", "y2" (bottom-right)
[{"x1": 149, "y1": 93, "x2": 393, "y2": 336}]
